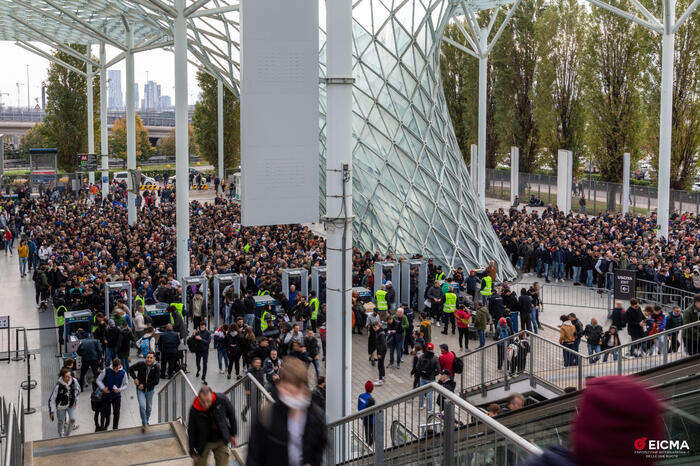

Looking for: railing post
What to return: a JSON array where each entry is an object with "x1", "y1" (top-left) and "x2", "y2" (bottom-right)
[
  {"x1": 373, "y1": 410, "x2": 384, "y2": 465},
  {"x1": 504, "y1": 343, "x2": 510, "y2": 391},
  {"x1": 327, "y1": 426, "x2": 335, "y2": 466},
  {"x1": 577, "y1": 354, "x2": 583, "y2": 390},
  {"x1": 164, "y1": 384, "x2": 170, "y2": 421},
  {"x1": 661, "y1": 334, "x2": 668, "y2": 365},
  {"x1": 480, "y1": 349, "x2": 486, "y2": 396},
  {"x1": 442, "y1": 400, "x2": 455, "y2": 466},
  {"x1": 617, "y1": 349, "x2": 623, "y2": 375},
  {"x1": 158, "y1": 392, "x2": 162, "y2": 423},
  {"x1": 529, "y1": 333, "x2": 535, "y2": 388},
  {"x1": 250, "y1": 379, "x2": 260, "y2": 429},
  {"x1": 180, "y1": 375, "x2": 187, "y2": 422}
]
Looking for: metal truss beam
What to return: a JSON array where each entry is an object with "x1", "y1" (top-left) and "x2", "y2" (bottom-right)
[
  {"x1": 189, "y1": 4, "x2": 240, "y2": 18},
  {"x1": 40, "y1": 0, "x2": 128, "y2": 49},
  {"x1": 15, "y1": 41, "x2": 87, "y2": 76}
]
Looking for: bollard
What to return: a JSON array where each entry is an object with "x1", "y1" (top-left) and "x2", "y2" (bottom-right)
[
  {"x1": 21, "y1": 348, "x2": 37, "y2": 414},
  {"x1": 12, "y1": 328, "x2": 23, "y2": 361}
]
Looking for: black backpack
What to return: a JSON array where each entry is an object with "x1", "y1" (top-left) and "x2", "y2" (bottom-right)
[{"x1": 451, "y1": 351, "x2": 463, "y2": 374}]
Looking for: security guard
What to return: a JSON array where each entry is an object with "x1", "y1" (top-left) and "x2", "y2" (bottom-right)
[
  {"x1": 134, "y1": 293, "x2": 146, "y2": 311},
  {"x1": 480, "y1": 274, "x2": 493, "y2": 306},
  {"x1": 441, "y1": 290, "x2": 457, "y2": 335},
  {"x1": 55, "y1": 305, "x2": 67, "y2": 345},
  {"x1": 256, "y1": 289, "x2": 269, "y2": 296},
  {"x1": 260, "y1": 307, "x2": 272, "y2": 334},
  {"x1": 375, "y1": 284, "x2": 388, "y2": 320},
  {"x1": 435, "y1": 267, "x2": 445, "y2": 282},
  {"x1": 308, "y1": 291, "x2": 320, "y2": 333}
]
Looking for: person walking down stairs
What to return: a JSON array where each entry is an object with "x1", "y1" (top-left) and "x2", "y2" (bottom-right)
[{"x1": 48, "y1": 368, "x2": 81, "y2": 437}]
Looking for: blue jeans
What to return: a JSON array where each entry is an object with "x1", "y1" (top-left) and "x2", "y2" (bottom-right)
[
  {"x1": 587, "y1": 343, "x2": 601, "y2": 363},
  {"x1": 244, "y1": 314, "x2": 255, "y2": 329},
  {"x1": 572, "y1": 266, "x2": 581, "y2": 283},
  {"x1": 563, "y1": 342, "x2": 576, "y2": 366},
  {"x1": 586, "y1": 270, "x2": 593, "y2": 287},
  {"x1": 136, "y1": 389, "x2": 155, "y2": 425},
  {"x1": 56, "y1": 406, "x2": 76, "y2": 437},
  {"x1": 477, "y1": 330, "x2": 486, "y2": 347},
  {"x1": 509, "y1": 312, "x2": 519, "y2": 333},
  {"x1": 606, "y1": 273, "x2": 614, "y2": 290},
  {"x1": 19, "y1": 257, "x2": 27, "y2": 276},
  {"x1": 530, "y1": 308, "x2": 539, "y2": 334},
  {"x1": 543, "y1": 263, "x2": 550, "y2": 281},
  {"x1": 553, "y1": 262, "x2": 564, "y2": 280},
  {"x1": 106, "y1": 347, "x2": 117, "y2": 363},
  {"x1": 516, "y1": 257, "x2": 524, "y2": 270},
  {"x1": 418, "y1": 378, "x2": 433, "y2": 409},
  {"x1": 217, "y1": 348, "x2": 229, "y2": 371},
  {"x1": 603, "y1": 348, "x2": 618, "y2": 362},
  {"x1": 389, "y1": 336, "x2": 404, "y2": 366},
  {"x1": 119, "y1": 356, "x2": 130, "y2": 375}
]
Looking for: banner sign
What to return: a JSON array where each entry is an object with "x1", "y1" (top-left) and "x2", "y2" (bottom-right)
[{"x1": 240, "y1": 0, "x2": 319, "y2": 226}]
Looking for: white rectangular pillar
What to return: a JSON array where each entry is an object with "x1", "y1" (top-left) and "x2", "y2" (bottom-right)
[
  {"x1": 622, "y1": 152, "x2": 630, "y2": 214},
  {"x1": 175, "y1": 0, "x2": 190, "y2": 280},
  {"x1": 217, "y1": 79, "x2": 224, "y2": 188},
  {"x1": 86, "y1": 44, "x2": 95, "y2": 185},
  {"x1": 100, "y1": 42, "x2": 109, "y2": 197},
  {"x1": 126, "y1": 28, "x2": 137, "y2": 226},
  {"x1": 557, "y1": 149, "x2": 573, "y2": 212},
  {"x1": 326, "y1": 0, "x2": 353, "y2": 423},
  {"x1": 510, "y1": 146, "x2": 519, "y2": 203},
  {"x1": 657, "y1": 0, "x2": 674, "y2": 239},
  {"x1": 470, "y1": 144, "x2": 477, "y2": 188}
]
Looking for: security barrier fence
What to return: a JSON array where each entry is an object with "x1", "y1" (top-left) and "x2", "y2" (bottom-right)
[
  {"x1": 0, "y1": 392, "x2": 25, "y2": 466},
  {"x1": 486, "y1": 168, "x2": 700, "y2": 215}
]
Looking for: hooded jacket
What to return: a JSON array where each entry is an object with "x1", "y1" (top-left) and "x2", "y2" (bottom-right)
[
  {"x1": 48, "y1": 376, "x2": 81, "y2": 414},
  {"x1": 187, "y1": 392, "x2": 237, "y2": 456}
]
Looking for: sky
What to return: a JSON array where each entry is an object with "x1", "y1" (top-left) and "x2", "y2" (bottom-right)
[{"x1": 0, "y1": 42, "x2": 203, "y2": 109}]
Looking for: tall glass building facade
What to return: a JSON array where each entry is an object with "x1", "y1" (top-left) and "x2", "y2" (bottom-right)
[{"x1": 321, "y1": 0, "x2": 516, "y2": 279}]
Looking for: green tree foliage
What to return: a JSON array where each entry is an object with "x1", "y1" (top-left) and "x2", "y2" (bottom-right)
[
  {"x1": 533, "y1": 0, "x2": 587, "y2": 171},
  {"x1": 108, "y1": 114, "x2": 154, "y2": 161},
  {"x1": 43, "y1": 44, "x2": 100, "y2": 171},
  {"x1": 192, "y1": 72, "x2": 240, "y2": 169},
  {"x1": 491, "y1": 0, "x2": 545, "y2": 173},
  {"x1": 645, "y1": 0, "x2": 698, "y2": 190},
  {"x1": 156, "y1": 124, "x2": 198, "y2": 157},
  {"x1": 19, "y1": 123, "x2": 51, "y2": 152},
  {"x1": 580, "y1": 0, "x2": 651, "y2": 183}
]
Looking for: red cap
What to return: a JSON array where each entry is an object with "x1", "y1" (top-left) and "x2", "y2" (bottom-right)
[
  {"x1": 364, "y1": 380, "x2": 374, "y2": 393},
  {"x1": 426, "y1": 343, "x2": 434, "y2": 351},
  {"x1": 499, "y1": 317, "x2": 507, "y2": 325}
]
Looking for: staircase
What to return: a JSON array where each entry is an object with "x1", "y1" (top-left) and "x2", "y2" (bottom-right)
[{"x1": 23, "y1": 421, "x2": 190, "y2": 466}]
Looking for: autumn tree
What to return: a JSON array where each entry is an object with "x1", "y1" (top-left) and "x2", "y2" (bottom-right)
[{"x1": 108, "y1": 114, "x2": 153, "y2": 161}]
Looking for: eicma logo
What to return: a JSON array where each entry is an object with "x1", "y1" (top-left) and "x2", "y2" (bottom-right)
[{"x1": 635, "y1": 437, "x2": 691, "y2": 459}]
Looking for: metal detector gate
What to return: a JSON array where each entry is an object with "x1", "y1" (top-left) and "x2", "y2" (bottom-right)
[
  {"x1": 281, "y1": 268, "x2": 309, "y2": 300},
  {"x1": 181, "y1": 276, "x2": 209, "y2": 326},
  {"x1": 104, "y1": 281, "x2": 132, "y2": 316},
  {"x1": 212, "y1": 274, "x2": 240, "y2": 328},
  {"x1": 374, "y1": 261, "x2": 400, "y2": 311},
  {"x1": 311, "y1": 266, "x2": 326, "y2": 303},
  {"x1": 401, "y1": 259, "x2": 427, "y2": 312}
]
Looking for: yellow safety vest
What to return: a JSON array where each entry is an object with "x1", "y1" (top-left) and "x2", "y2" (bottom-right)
[
  {"x1": 309, "y1": 298, "x2": 319, "y2": 320},
  {"x1": 135, "y1": 296, "x2": 145, "y2": 310},
  {"x1": 244, "y1": 243, "x2": 250, "y2": 253},
  {"x1": 260, "y1": 311, "x2": 271, "y2": 331},
  {"x1": 169, "y1": 302, "x2": 184, "y2": 319},
  {"x1": 435, "y1": 272, "x2": 444, "y2": 281},
  {"x1": 480, "y1": 276, "x2": 493, "y2": 296},
  {"x1": 444, "y1": 293, "x2": 457, "y2": 313},
  {"x1": 55, "y1": 305, "x2": 67, "y2": 327},
  {"x1": 257, "y1": 290, "x2": 269, "y2": 296},
  {"x1": 375, "y1": 289, "x2": 388, "y2": 311}
]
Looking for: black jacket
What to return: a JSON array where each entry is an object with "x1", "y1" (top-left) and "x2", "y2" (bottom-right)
[
  {"x1": 187, "y1": 393, "x2": 237, "y2": 456},
  {"x1": 158, "y1": 331, "x2": 180, "y2": 354},
  {"x1": 129, "y1": 361, "x2": 161, "y2": 392},
  {"x1": 416, "y1": 351, "x2": 440, "y2": 380},
  {"x1": 246, "y1": 400, "x2": 327, "y2": 466},
  {"x1": 77, "y1": 337, "x2": 102, "y2": 361},
  {"x1": 105, "y1": 326, "x2": 121, "y2": 349},
  {"x1": 375, "y1": 329, "x2": 387, "y2": 357}
]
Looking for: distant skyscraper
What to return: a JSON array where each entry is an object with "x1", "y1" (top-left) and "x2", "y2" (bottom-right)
[
  {"x1": 107, "y1": 70, "x2": 123, "y2": 109},
  {"x1": 133, "y1": 83, "x2": 139, "y2": 109},
  {"x1": 160, "y1": 95, "x2": 172, "y2": 109},
  {"x1": 143, "y1": 80, "x2": 162, "y2": 110}
]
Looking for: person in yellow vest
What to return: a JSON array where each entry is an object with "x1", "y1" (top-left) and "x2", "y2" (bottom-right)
[
  {"x1": 308, "y1": 291, "x2": 320, "y2": 333},
  {"x1": 134, "y1": 294, "x2": 146, "y2": 313},
  {"x1": 256, "y1": 289, "x2": 269, "y2": 296},
  {"x1": 435, "y1": 267, "x2": 445, "y2": 282},
  {"x1": 260, "y1": 308, "x2": 272, "y2": 334},
  {"x1": 441, "y1": 291, "x2": 457, "y2": 335},
  {"x1": 375, "y1": 285, "x2": 388, "y2": 321},
  {"x1": 55, "y1": 305, "x2": 67, "y2": 346},
  {"x1": 480, "y1": 274, "x2": 493, "y2": 306}
]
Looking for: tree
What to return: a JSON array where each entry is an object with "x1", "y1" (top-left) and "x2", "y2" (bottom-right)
[
  {"x1": 192, "y1": 72, "x2": 240, "y2": 170},
  {"x1": 43, "y1": 44, "x2": 100, "y2": 171},
  {"x1": 645, "y1": 0, "x2": 698, "y2": 190},
  {"x1": 109, "y1": 114, "x2": 153, "y2": 161},
  {"x1": 491, "y1": 0, "x2": 545, "y2": 173},
  {"x1": 533, "y1": 0, "x2": 587, "y2": 171},
  {"x1": 19, "y1": 123, "x2": 51, "y2": 153},
  {"x1": 156, "y1": 124, "x2": 198, "y2": 157},
  {"x1": 581, "y1": 0, "x2": 651, "y2": 185}
]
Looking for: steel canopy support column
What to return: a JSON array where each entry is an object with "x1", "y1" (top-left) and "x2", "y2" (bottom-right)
[
  {"x1": 477, "y1": 36, "x2": 487, "y2": 210},
  {"x1": 217, "y1": 79, "x2": 224, "y2": 189},
  {"x1": 657, "y1": 0, "x2": 674, "y2": 239},
  {"x1": 510, "y1": 146, "x2": 519, "y2": 203},
  {"x1": 86, "y1": 45, "x2": 95, "y2": 186},
  {"x1": 126, "y1": 27, "x2": 137, "y2": 226},
  {"x1": 100, "y1": 42, "x2": 109, "y2": 198},
  {"x1": 175, "y1": 0, "x2": 190, "y2": 280},
  {"x1": 325, "y1": 0, "x2": 353, "y2": 423}
]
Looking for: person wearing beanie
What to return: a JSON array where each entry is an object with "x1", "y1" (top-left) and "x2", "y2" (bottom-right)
[
  {"x1": 358, "y1": 381, "x2": 376, "y2": 446},
  {"x1": 416, "y1": 342, "x2": 440, "y2": 409},
  {"x1": 522, "y1": 375, "x2": 664, "y2": 466}
]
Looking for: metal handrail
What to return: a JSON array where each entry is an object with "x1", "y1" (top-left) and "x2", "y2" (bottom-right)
[
  {"x1": 589, "y1": 320, "x2": 699, "y2": 359},
  {"x1": 223, "y1": 372, "x2": 275, "y2": 403},
  {"x1": 327, "y1": 381, "x2": 543, "y2": 456},
  {"x1": 159, "y1": 369, "x2": 196, "y2": 393}
]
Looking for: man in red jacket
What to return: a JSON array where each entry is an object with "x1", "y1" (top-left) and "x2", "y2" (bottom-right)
[
  {"x1": 438, "y1": 343, "x2": 455, "y2": 377},
  {"x1": 455, "y1": 307, "x2": 471, "y2": 351}
]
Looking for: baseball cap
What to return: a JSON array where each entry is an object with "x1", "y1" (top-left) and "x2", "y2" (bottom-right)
[
  {"x1": 365, "y1": 380, "x2": 374, "y2": 393},
  {"x1": 426, "y1": 343, "x2": 434, "y2": 351}
]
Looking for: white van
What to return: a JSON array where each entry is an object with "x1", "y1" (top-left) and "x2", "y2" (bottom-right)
[{"x1": 113, "y1": 171, "x2": 157, "y2": 186}]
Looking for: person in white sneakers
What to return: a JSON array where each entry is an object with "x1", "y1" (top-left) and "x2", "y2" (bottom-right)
[{"x1": 48, "y1": 368, "x2": 81, "y2": 437}]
